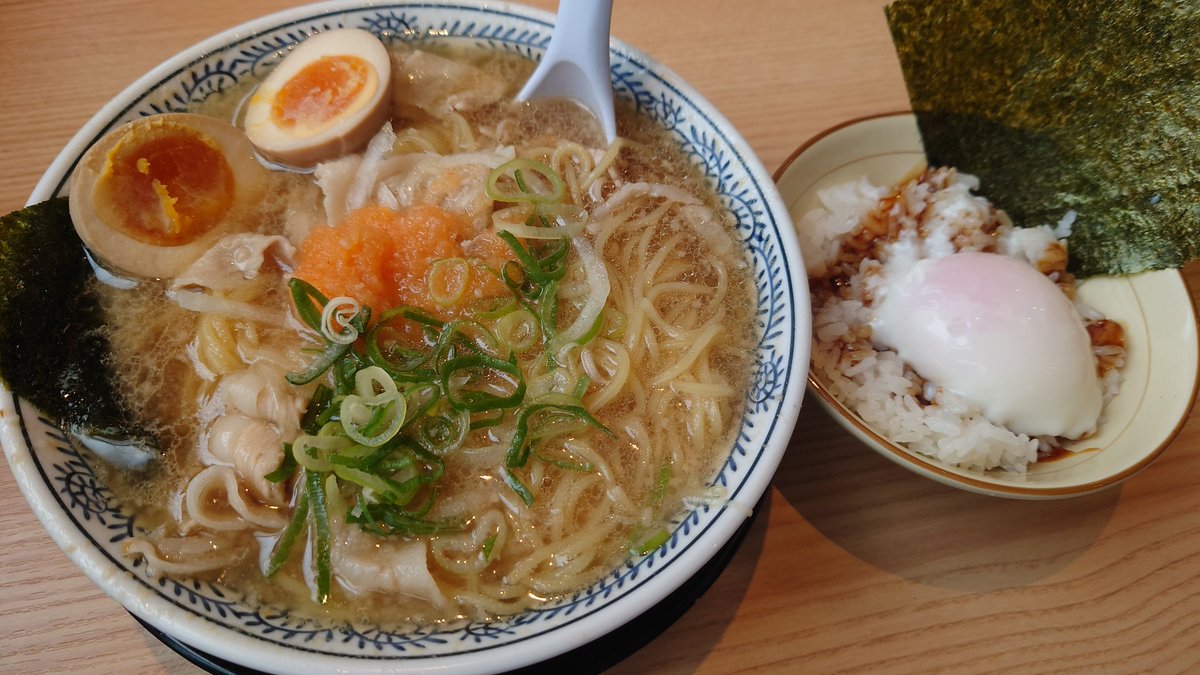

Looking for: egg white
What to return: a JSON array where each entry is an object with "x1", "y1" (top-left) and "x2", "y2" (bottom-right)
[{"x1": 871, "y1": 250, "x2": 1104, "y2": 438}]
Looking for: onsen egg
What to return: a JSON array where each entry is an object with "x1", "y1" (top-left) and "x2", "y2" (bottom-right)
[
  {"x1": 871, "y1": 251, "x2": 1103, "y2": 439},
  {"x1": 243, "y1": 28, "x2": 393, "y2": 167},
  {"x1": 68, "y1": 113, "x2": 269, "y2": 279}
]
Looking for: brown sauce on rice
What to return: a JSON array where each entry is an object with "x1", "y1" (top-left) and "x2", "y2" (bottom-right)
[{"x1": 808, "y1": 167, "x2": 1126, "y2": 469}]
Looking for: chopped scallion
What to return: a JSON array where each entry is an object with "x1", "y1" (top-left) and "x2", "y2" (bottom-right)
[
  {"x1": 427, "y1": 257, "x2": 471, "y2": 307},
  {"x1": 305, "y1": 469, "x2": 332, "y2": 604},
  {"x1": 632, "y1": 528, "x2": 670, "y2": 556},
  {"x1": 265, "y1": 447, "x2": 299, "y2": 484},
  {"x1": 264, "y1": 488, "x2": 308, "y2": 577},
  {"x1": 441, "y1": 353, "x2": 526, "y2": 412},
  {"x1": 485, "y1": 158, "x2": 564, "y2": 204}
]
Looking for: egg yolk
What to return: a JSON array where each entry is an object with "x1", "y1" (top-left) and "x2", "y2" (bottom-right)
[
  {"x1": 93, "y1": 121, "x2": 235, "y2": 246},
  {"x1": 271, "y1": 55, "x2": 376, "y2": 134}
]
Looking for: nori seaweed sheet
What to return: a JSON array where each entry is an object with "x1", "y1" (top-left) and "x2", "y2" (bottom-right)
[
  {"x1": 885, "y1": 0, "x2": 1200, "y2": 277},
  {"x1": 0, "y1": 197, "x2": 148, "y2": 441}
]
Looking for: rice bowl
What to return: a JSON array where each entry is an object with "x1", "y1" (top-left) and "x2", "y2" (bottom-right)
[{"x1": 776, "y1": 112, "x2": 1199, "y2": 499}]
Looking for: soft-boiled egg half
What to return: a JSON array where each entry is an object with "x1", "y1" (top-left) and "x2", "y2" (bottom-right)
[
  {"x1": 243, "y1": 29, "x2": 393, "y2": 167},
  {"x1": 871, "y1": 251, "x2": 1103, "y2": 439},
  {"x1": 69, "y1": 113, "x2": 269, "y2": 279}
]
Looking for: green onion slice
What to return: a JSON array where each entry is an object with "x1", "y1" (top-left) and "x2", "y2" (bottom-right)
[
  {"x1": 493, "y1": 308, "x2": 540, "y2": 353},
  {"x1": 299, "y1": 384, "x2": 335, "y2": 435},
  {"x1": 333, "y1": 465, "x2": 418, "y2": 506},
  {"x1": 473, "y1": 294, "x2": 519, "y2": 321},
  {"x1": 441, "y1": 353, "x2": 526, "y2": 412},
  {"x1": 469, "y1": 409, "x2": 507, "y2": 430},
  {"x1": 328, "y1": 443, "x2": 383, "y2": 469},
  {"x1": 365, "y1": 307, "x2": 444, "y2": 379},
  {"x1": 485, "y1": 158, "x2": 564, "y2": 204},
  {"x1": 305, "y1": 469, "x2": 332, "y2": 604},
  {"x1": 432, "y1": 319, "x2": 502, "y2": 365},
  {"x1": 320, "y1": 296, "x2": 362, "y2": 344},
  {"x1": 506, "y1": 399, "x2": 614, "y2": 469},
  {"x1": 502, "y1": 467, "x2": 535, "y2": 506},
  {"x1": 496, "y1": 231, "x2": 570, "y2": 287},
  {"x1": 575, "y1": 310, "x2": 605, "y2": 346},
  {"x1": 572, "y1": 375, "x2": 592, "y2": 400},
  {"x1": 414, "y1": 408, "x2": 470, "y2": 455},
  {"x1": 427, "y1": 257, "x2": 471, "y2": 307},
  {"x1": 286, "y1": 341, "x2": 352, "y2": 386},
  {"x1": 324, "y1": 473, "x2": 346, "y2": 518},
  {"x1": 401, "y1": 382, "x2": 442, "y2": 427},
  {"x1": 495, "y1": 202, "x2": 589, "y2": 240},
  {"x1": 285, "y1": 298, "x2": 371, "y2": 386},
  {"x1": 534, "y1": 446, "x2": 594, "y2": 473},
  {"x1": 265, "y1": 447, "x2": 299, "y2": 484},
  {"x1": 653, "y1": 464, "x2": 671, "y2": 504},
  {"x1": 264, "y1": 487, "x2": 308, "y2": 577},
  {"x1": 347, "y1": 502, "x2": 463, "y2": 537},
  {"x1": 288, "y1": 278, "x2": 330, "y2": 332},
  {"x1": 292, "y1": 434, "x2": 352, "y2": 473},
  {"x1": 339, "y1": 366, "x2": 406, "y2": 446},
  {"x1": 632, "y1": 528, "x2": 670, "y2": 556}
]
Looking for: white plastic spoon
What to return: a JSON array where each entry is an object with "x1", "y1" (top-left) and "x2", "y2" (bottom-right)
[{"x1": 517, "y1": 0, "x2": 616, "y2": 144}]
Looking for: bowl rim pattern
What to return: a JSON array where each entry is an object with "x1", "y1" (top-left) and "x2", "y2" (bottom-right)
[{"x1": 2, "y1": 1, "x2": 809, "y2": 672}]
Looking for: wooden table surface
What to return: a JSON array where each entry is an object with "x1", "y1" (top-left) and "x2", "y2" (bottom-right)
[{"x1": 2, "y1": 0, "x2": 1199, "y2": 672}]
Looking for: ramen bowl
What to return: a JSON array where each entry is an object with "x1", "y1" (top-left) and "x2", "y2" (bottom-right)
[
  {"x1": 775, "y1": 112, "x2": 1199, "y2": 499},
  {"x1": 0, "y1": 1, "x2": 807, "y2": 673}
]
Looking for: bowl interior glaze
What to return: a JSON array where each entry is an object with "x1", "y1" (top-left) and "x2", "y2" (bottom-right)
[{"x1": 2, "y1": 2, "x2": 808, "y2": 673}]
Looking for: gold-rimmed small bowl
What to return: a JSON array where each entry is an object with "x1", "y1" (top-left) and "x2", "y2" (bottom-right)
[{"x1": 775, "y1": 112, "x2": 1199, "y2": 499}]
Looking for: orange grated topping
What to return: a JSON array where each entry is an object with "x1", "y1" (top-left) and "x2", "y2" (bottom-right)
[{"x1": 294, "y1": 204, "x2": 513, "y2": 322}]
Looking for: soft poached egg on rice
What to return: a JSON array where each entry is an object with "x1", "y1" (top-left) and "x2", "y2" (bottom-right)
[
  {"x1": 805, "y1": 168, "x2": 1125, "y2": 472},
  {"x1": 871, "y1": 250, "x2": 1103, "y2": 439}
]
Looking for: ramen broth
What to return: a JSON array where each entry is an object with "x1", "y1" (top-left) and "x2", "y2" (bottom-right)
[{"x1": 90, "y1": 43, "x2": 757, "y2": 626}]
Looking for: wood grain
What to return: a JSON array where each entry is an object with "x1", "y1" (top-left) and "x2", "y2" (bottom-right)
[{"x1": 1, "y1": 1, "x2": 1198, "y2": 673}]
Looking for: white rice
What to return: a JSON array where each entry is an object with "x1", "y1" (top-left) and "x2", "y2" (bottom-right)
[{"x1": 806, "y1": 168, "x2": 1122, "y2": 473}]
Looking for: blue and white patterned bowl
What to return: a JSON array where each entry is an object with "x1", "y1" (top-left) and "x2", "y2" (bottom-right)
[{"x1": 1, "y1": 1, "x2": 808, "y2": 672}]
